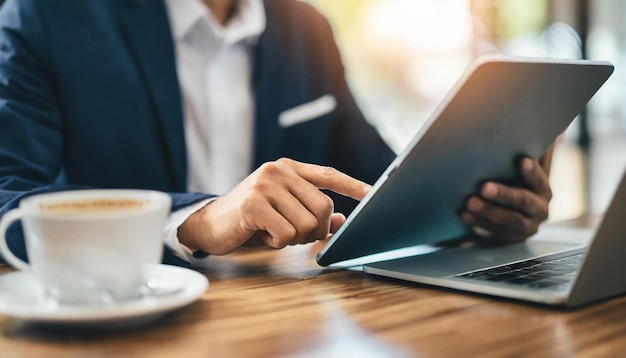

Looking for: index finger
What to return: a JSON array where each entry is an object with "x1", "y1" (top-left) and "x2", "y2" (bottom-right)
[{"x1": 278, "y1": 158, "x2": 372, "y2": 201}]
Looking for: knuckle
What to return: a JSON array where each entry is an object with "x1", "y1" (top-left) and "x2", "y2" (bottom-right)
[
  {"x1": 269, "y1": 240, "x2": 288, "y2": 250},
  {"x1": 276, "y1": 157, "x2": 293, "y2": 167},
  {"x1": 313, "y1": 194, "x2": 334, "y2": 215},
  {"x1": 521, "y1": 195, "x2": 533, "y2": 210},
  {"x1": 318, "y1": 165, "x2": 339, "y2": 178},
  {"x1": 322, "y1": 195, "x2": 334, "y2": 213},
  {"x1": 257, "y1": 162, "x2": 272, "y2": 173},
  {"x1": 274, "y1": 227, "x2": 297, "y2": 247},
  {"x1": 259, "y1": 161, "x2": 282, "y2": 176},
  {"x1": 301, "y1": 214, "x2": 319, "y2": 234},
  {"x1": 250, "y1": 179, "x2": 271, "y2": 194},
  {"x1": 284, "y1": 225, "x2": 297, "y2": 240}
]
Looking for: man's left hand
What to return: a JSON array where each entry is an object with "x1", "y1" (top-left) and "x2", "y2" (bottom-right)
[{"x1": 460, "y1": 157, "x2": 552, "y2": 243}]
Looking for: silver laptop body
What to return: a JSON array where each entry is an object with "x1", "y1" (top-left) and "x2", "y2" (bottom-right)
[{"x1": 364, "y1": 170, "x2": 626, "y2": 308}]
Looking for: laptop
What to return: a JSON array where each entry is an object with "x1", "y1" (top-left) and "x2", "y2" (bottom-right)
[
  {"x1": 363, "y1": 170, "x2": 626, "y2": 308},
  {"x1": 316, "y1": 56, "x2": 616, "y2": 307}
]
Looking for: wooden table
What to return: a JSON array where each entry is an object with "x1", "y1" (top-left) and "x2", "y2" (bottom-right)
[{"x1": 2, "y1": 229, "x2": 626, "y2": 357}]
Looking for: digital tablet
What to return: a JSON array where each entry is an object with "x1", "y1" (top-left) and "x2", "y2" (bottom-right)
[{"x1": 316, "y1": 56, "x2": 614, "y2": 266}]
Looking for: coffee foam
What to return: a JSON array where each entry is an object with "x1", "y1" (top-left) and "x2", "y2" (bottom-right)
[{"x1": 41, "y1": 198, "x2": 148, "y2": 214}]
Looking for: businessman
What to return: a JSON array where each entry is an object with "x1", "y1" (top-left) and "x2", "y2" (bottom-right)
[{"x1": 0, "y1": 0, "x2": 553, "y2": 266}]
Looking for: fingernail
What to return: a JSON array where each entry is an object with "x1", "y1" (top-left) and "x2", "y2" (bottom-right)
[
  {"x1": 363, "y1": 185, "x2": 372, "y2": 195},
  {"x1": 482, "y1": 183, "x2": 498, "y2": 199},
  {"x1": 473, "y1": 226, "x2": 492, "y2": 238},
  {"x1": 468, "y1": 197, "x2": 483, "y2": 212}
]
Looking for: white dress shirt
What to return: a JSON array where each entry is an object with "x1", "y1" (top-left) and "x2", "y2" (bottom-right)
[{"x1": 162, "y1": 0, "x2": 267, "y2": 263}]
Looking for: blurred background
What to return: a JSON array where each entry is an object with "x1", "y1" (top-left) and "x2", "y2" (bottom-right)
[{"x1": 304, "y1": 0, "x2": 626, "y2": 222}]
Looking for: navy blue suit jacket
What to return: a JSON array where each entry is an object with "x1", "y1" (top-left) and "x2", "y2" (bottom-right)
[{"x1": 0, "y1": 0, "x2": 395, "y2": 266}]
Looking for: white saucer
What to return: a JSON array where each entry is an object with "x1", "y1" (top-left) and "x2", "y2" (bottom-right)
[{"x1": 0, "y1": 264, "x2": 208, "y2": 327}]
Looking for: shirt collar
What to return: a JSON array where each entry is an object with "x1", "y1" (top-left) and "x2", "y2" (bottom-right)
[{"x1": 165, "y1": 0, "x2": 266, "y2": 46}]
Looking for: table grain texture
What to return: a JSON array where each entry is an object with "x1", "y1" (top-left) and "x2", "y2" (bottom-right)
[{"x1": 1, "y1": 219, "x2": 626, "y2": 357}]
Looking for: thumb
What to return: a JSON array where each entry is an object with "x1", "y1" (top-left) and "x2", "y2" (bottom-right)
[{"x1": 330, "y1": 212, "x2": 346, "y2": 234}]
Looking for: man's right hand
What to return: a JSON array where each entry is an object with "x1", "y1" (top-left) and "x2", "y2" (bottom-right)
[{"x1": 177, "y1": 158, "x2": 371, "y2": 255}]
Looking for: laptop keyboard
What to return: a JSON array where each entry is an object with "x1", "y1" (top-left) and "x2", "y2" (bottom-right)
[{"x1": 456, "y1": 253, "x2": 583, "y2": 290}]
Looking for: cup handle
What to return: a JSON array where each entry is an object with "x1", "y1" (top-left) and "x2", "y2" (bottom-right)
[{"x1": 0, "y1": 209, "x2": 30, "y2": 271}]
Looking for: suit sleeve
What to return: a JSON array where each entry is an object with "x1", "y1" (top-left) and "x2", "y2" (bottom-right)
[
  {"x1": 0, "y1": 0, "x2": 212, "y2": 266},
  {"x1": 0, "y1": 0, "x2": 67, "y2": 261},
  {"x1": 0, "y1": 0, "x2": 64, "y2": 196}
]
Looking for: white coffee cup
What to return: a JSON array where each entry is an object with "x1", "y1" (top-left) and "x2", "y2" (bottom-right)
[{"x1": 0, "y1": 189, "x2": 171, "y2": 305}]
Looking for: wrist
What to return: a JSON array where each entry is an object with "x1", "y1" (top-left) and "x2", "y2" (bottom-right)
[{"x1": 178, "y1": 201, "x2": 213, "y2": 254}]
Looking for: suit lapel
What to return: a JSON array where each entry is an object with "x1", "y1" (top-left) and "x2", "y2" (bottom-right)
[
  {"x1": 252, "y1": 42, "x2": 282, "y2": 168},
  {"x1": 116, "y1": 0, "x2": 187, "y2": 191},
  {"x1": 251, "y1": 0, "x2": 287, "y2": 169}
]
